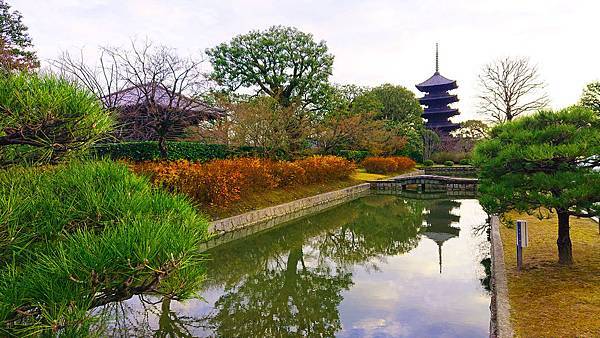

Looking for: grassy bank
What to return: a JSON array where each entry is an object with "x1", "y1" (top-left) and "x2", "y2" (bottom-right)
[
  {"x1": 203, "y1": 168, "x2": 404, "y2": 219},
  {"x1": 500, "y1": 212, "x2": 600, "y2": 337}
]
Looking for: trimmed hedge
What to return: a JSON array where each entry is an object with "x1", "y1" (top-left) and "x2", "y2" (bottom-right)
[
  {"x1": 336, "y1": 150, "x2": 370, "y2": 163},
  {"x1": 93, "y1": 141, "x2": 288, "y2": 162},
  {"x1": 423, "y1": 159, "x2": 434, "y2": 167}
]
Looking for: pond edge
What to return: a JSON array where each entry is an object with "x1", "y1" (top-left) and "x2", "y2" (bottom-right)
[
  {"x1": 490, "y1": 215, "x2": 515, "y2": 338},
  {"x1": 207, "y1": 171, "x2": 423, "y2": 238}
]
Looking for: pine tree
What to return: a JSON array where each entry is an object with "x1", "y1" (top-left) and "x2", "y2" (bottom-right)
[{"x1": 0, "y1": 0, "x2": 38, "y2": 71}]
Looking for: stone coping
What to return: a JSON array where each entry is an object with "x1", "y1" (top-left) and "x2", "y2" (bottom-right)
[
  {"x1": 489, "y1": 215, "x2": 514, "y2": 338},
  {"x1": 208, "y1": 183, "x2": 370, "y2": 236}
]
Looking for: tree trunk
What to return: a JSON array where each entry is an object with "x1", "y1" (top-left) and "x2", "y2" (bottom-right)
[
  {"x1": 557, "y1": 210, "x2": 573, "y2": 265},
  {"x1": 158, "y1": 136, "x2": 168, "y2": 159}
]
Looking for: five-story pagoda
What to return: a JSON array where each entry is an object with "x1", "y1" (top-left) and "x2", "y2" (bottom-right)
[{"x1": 416, "y1": 44, "x2": 460, "y2": 133}]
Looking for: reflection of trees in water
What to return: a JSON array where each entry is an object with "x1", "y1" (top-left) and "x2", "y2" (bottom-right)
[
  {"x1": 476, "y1": 216, "x2": 492, "y2": 293},
  {"x1": 197, "y1": 195, "x2": 425, "y2": 337},
  {"x1": 101, "y1": 195, "x2": 426, "y2": 336},
  {"x1": 94, "y1": 296, "x2": 206, "y2": 337},
  {"x1": 203, "y1": 246, "x2": 353, "y2": 337}
]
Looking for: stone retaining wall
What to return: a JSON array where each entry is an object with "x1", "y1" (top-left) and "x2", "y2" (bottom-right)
[
  {"x1": 424, "y1": 166, "x2": 478, "y2": 177},
  {"x1": 489, "y1": 215, "x2": 514, "y2": 338},
  {"x1": 208, "y1": 183, "x2": 370, "y2": 236}
]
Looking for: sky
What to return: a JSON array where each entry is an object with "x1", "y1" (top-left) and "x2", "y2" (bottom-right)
[{"x1": 14, "y1": 0, "x2": 600, "y2": 121}]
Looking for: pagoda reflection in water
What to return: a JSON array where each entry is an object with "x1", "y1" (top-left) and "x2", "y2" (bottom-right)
[{"x1": 421, "y1": 200, "x2": 461, "y2": 274}]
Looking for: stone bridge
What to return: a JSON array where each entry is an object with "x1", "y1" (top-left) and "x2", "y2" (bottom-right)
[{"x1": 369, "y1": 174, "x2": 478, "y2": 193}]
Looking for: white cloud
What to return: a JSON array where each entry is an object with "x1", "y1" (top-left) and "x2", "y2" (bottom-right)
[{"x1": 15, "y1": 0, "x2": 600, "y2": 119}]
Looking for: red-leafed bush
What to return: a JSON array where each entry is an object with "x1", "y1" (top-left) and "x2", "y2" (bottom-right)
[
  {"x1": 271, "y1": 161, "x2": 306, "y2": 186},
  {"x1": 361, "y1": 156, "x2": 416, "y2": 174},
  {"x1": 129, "y1": 156, "x2": 355, "y2": 207},
  {"x1": 391, "y1": 156, "x2": 416, "y2": 171},
  {"x1": 295, "y1": 156, "x2": 356, "y2": 183}
]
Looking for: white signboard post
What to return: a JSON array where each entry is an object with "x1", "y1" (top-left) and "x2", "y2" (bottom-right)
[{"x1": 516, "y1": 220, "x2": 528, "y2": 270}]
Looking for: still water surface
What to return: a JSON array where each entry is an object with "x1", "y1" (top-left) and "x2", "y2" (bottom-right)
[{"x1": 104, "y1": 194, "x2": 491, "y2": 337}]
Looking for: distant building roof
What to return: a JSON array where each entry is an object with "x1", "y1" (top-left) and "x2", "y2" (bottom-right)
[
  {"x1": 103, "y1": 84, "x2": 226, "y2": 118},
  {"x1": 415, "y1": 72, "x2": 457, "y2": 92}
]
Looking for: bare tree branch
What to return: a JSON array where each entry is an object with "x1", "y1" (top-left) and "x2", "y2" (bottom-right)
[
  {"x1": 52, "y1": 39, "x2": 221, "y2": 158},
  {"x1": 477, "y1": 57, "x2": 549, "y2": 123}
]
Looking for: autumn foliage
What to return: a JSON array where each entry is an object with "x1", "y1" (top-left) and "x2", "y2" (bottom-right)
[
  {"x1": 360, "y1": 156, "x2": 416, "y2": 174},
  {"x1": 131, "y1": 156, "x2": 355, "y2": 207}
]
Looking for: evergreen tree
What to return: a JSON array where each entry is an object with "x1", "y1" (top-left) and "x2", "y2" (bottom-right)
[
  {"x1": 0, "y1": 0, "x2": 38, "y2": 71},
  {"x1": 473, "y1": 106, "x2": 600, "y2": 264}
]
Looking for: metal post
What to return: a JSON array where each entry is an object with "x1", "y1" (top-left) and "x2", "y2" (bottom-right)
[{"x1": 516, "y1": 220, "x2": 528, "y2": 271}]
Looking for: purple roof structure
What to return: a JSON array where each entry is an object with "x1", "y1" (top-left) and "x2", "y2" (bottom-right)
[
  {"x1": 415, "y1": 44, "x2": 460, "y2": 133},
  {"x1": 104, "y1": 84, "x2": 226, "y2": 118}
]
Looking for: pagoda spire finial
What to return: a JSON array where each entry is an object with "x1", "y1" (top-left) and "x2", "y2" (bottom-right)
[{"x1": 435, "y1": 42, "x2": 439, "y2": 73}]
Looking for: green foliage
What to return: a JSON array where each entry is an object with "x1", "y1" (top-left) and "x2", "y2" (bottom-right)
[
  {"x1": 0, "y1": 1, "x2": 39, "y2": 71},
  {"x1": 422, "y1": 129, "x2": 440, "y2": 161},
  {"x1": 0, "y1": 72, "x2": 114, "y2": 165},
  {"x1": 94, "y1": 141, "x2": 289, "y2": 162},
  {"x1": 349, "y1": 84, "x2": 424, "y2": 161},
  {"x1": 472, "y1": 106, "x2": 600, "y2": 217},
  {"x1": 431, "y1": 151, "x2": 470, "y2": 164},
  {"x1": 0, "y1": 160, "x2": 210, "y2": 335},
  {"x1": 349, "y1": 90, "x2": 383, "y2": 115},
  {"x1": 206, "y1": 26, "x2": 334, "y2": 109},
  {"x1": 444, "y1": 160, "x2": 454, "y2": 167},
  {"x1": 423, "y1": 159, "x2": 434, "y2": 167},
  {"x1": 456, "y1": 120, "x2": 489, "y2": 140},
  {"x1": 353, "y1": 84, "x2": 423, "y2": 124},
  {"x1": 580, "y1": 81, "x2": 600, "y2": 115},
  {"x1": 336, "y1": 150, "x2": 369, "y2": 163},
  {"x1": 459, "y1": 158, "x2": 471, "y2": 165}
]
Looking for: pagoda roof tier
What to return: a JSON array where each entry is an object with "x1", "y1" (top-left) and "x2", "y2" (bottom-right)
[
  {"x1": 423, "y1": 109, "x2": 460, "y2": 118},
  {"x1": 419, "y1": 94, "x2": 458, "y2": 105},
  {"x1": 416, "y1": 72, "x2": 458, "y2": 92}
]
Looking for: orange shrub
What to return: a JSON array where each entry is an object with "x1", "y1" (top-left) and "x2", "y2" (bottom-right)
[
  {"x1": 181, "y1": 160, "x2": 244, "y2": 206},
  {"x1": 271, "y1": 161, "x2": 306, "y2": 186},
  {"x1": 296, "y1": 156, "x2": 356, "y2": 183},
  {"x1": 234, "y1": 158, "x2": 278, "y2": 191},
  {"x1": 361, "y1": 157, "x2": 397, "y2": 174},
  {"x1": 361, "y1": 156, "x2": 415, "y2": 174},
  {"x1": 129, "y1": 156, "x2": 355, "y2": 207},
  {"x1": 390, "y1": 156, "x2": 416, "y2": 171}
]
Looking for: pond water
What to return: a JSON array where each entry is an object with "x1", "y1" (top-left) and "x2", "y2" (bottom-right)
[{"x1": 101, "y1": 194, "x2": 491, "y2": 337}]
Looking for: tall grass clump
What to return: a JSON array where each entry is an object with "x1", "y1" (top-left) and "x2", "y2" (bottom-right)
[
  {"x1": 0, "y1": 72, "x2": 114, "y2": 165},
  {"x1": 0, "y1": 160, "x2": 210, "y2": 336}
]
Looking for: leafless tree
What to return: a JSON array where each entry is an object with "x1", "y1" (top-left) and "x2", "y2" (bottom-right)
[
  {"x1": 53, "y1": 39, "x2": 222, "y2": 158},
  {"x1": 477, "y1": 57, "x2": 549, "y2": 123}
]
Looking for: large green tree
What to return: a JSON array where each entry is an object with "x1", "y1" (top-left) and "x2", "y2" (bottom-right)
[
  {"x1": 353, "y1": 84, "x2": 423, "y2": 124},
  {"x1": 473, "y1": 106, "x2": 600, "y2": 264},
  {"x1": 206, "y1": 26, "x2": 334, "y2": 110},
  {"x1": 0, "y1": 0, "x2": 38, "y2": 71},
  {"x1": 351, "y1": 84, "x2": 424, "y2": 160},
  {"x1": 580, "y1": 81, "x2": 600, "y2": 115}
]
